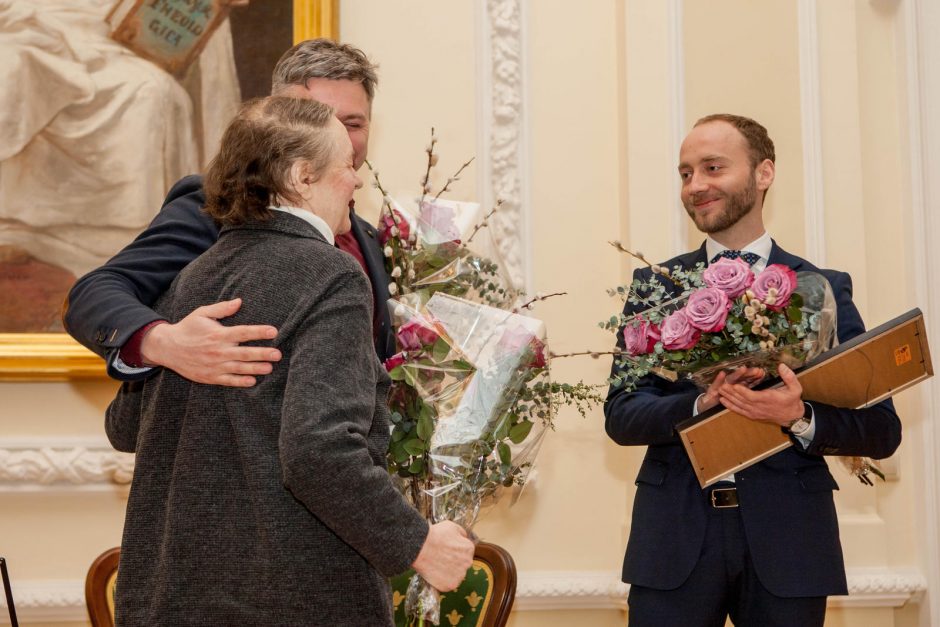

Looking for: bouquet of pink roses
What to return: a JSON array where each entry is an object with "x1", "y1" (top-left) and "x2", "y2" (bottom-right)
[{"x1": 605, "y1": 253, "x2": 837, "y2": 392}]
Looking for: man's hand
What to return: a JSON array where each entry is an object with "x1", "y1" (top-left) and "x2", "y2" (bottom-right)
[
  {"x1": 140, "y1": 298, "x2": 281, "y2": 387},
  {"x1": 412, "y1": 521, "x2": 475, "y2": 592},
  {"x1": 717, "y1": 364, "x2": 805, "y2": 426},
  {"x1": 696, "y1": 366, "x2": 766, "y2": 413}
]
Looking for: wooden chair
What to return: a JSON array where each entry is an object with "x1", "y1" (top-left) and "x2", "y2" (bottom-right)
[
  {"x1": 391, "y1": 541, "x2": 517, "y2": 627},
  {"x1": 85, "y1": 547, "x2": 119, "y2": 627},
  {"x1": 85, "y1": 541, "x2": 518, "y2": 627}
]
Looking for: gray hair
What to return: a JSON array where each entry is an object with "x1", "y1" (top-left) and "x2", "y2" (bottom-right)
[
  {"x1": 271, "y1": 39, "x2": 379, "y2": 102},
  {"x1": 204, "y1": 96, "x2": 337, "y2": 225}
]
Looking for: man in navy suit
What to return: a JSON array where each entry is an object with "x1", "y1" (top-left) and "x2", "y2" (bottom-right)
[
  {"x1": 605, "y1": 114, "x2": 902, "y2": 626},
  {"x1": 64, "y1": 39, "x2": 396, "y2": 385}
]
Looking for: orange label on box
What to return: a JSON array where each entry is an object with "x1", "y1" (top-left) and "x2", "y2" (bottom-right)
[{"x1": 895, "y1": 344, "x2": 912, "y2": 366}]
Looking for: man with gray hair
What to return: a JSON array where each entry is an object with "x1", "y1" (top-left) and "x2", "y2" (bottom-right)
[{"x1": 64, "y1": 39, "x2": 475, "y2": 594}]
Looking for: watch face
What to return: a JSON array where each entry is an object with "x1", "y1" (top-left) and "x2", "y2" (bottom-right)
[{"x1": 790, "y1": 418, "x2": 812, "y2": 436}]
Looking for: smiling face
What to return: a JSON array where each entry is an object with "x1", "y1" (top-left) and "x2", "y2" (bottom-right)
[
  {"x1": 678, "y1": 121, "x2": 774, "y2": 244},
  {"x1": 278, "y1": 78, "x2": 371, "y2": 170},
  {"x1": 294, "y1": 117, "x2": 363, "y2": 235}
]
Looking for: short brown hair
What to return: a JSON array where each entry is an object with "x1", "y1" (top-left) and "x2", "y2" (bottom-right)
[
  {"x1": 204, "y1": 96, "x2": 336, "y2": 226},
  {"x1": 694, "y1": 113, "x2": 776, "y2": 167},
  {"x1": 271, "y1": 38, "x2": 378, "y2": 102}
]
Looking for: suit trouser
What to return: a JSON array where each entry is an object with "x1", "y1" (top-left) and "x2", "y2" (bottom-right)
[{"x1": 626, "y1": 485, "x2": 827, "y2": 627}]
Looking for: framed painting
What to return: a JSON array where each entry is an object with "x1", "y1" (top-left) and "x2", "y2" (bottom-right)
[{"x1": 0, "y1": 0, "x2": 338, "y2": 380}]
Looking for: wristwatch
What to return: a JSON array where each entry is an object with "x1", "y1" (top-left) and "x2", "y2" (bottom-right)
[{"x1": 788, "y1": 402, "x2": 813, "y2": 436}]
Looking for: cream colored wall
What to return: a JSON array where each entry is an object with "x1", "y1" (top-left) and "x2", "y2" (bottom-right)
[{"x1": 1, "y1": 1, "x2": 932, "y2": 626}]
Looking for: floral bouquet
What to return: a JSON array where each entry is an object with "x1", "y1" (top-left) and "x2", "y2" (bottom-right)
[
  {"x1": 605, "y1": 245, "x2": 885, "y2": 484},
  {"x1": 386, "y1": 293, "x2": 550, "y2": 625},
  {"x1": 369, "y1": 133, "x2": 516, "y2": 312},
  {"x1": 369, "y1": 132, "x2": 600, "y2": 625},
  {"x1": 604, "y1": 248, "x2": 837, "y2": 393}
]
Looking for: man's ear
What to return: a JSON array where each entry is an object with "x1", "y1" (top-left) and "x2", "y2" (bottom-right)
[{"x1": 755, "y1": 159, "x2": 775, "y2": 191}]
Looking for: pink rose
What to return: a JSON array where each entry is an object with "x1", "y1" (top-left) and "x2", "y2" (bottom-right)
[
  {"x1": 660, "y1": 309, "x2": 701, "y2": 351},
  {"x1": 685, "y1": 287, "x2": 731, "y2": 332},
  {"x1": 752, "y1": 264, "x2": 797, "y2": 310},
  {"x1": 497, "y1": 326, "x2": 546, "y2": 369},
  {"x1": 703, "y1": 257, "x2": 754, "y2": 298},
  {"x1": 418, "y1": 201, "x2": 461, "y2": 244},
  {"x1": 378, "y1": 208, "x2": 411, "y2": 245},
  {"x1": 396, "y1": 319, "x2": 439, "y2": 351},
  {"x1": 622, "y1": 317, "x2": 659, "y2": 356},
  {"x1": 384, "y1": 352, "x2": 406, "y2": 372}
]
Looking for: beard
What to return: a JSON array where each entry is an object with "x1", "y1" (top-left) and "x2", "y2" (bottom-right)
[{"x1": 684, "y1": 174, "x2": 758, "y2": 234}]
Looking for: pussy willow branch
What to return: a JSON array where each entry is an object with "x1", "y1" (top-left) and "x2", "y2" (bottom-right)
[
  {"x1": 548, "y1": 348, "x2": 622, "y2": 360},
  {"x1": 516, "y1": 291, "x2": 567, "y2": 311},
  {"x1": 465, "y1": 200, "x2": 502, "y2": 245},
  {"x1": 432, "y1": 157, "x2": 475, "y2": 202},
  {"x1": 608, "y1": 240, "x2": 683, "y2": 288},
  {"x1": 419, "y1": 128, "x2": 437, "y2": 207}
]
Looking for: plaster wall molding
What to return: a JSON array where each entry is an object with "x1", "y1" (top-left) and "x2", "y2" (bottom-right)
[
  {"x1": 903, "y1": 0, "x2": 940, "y2": 624},
  {"x1": 479, "y1": 0, "x2": 529, "y2": 293},
  {"x1": 1, "y1": 568, "x2": 924, "y2": 623},
  {"x1": 797, "y1": 0, "x2": 826, "y2": 265},
  {"x1": 0, "y1": 437, "x2": 132, "y2": 492}
]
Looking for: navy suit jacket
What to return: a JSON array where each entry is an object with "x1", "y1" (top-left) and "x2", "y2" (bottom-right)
[
  {"x1": 64, "y1": 175, "x2": 395, "y2": 380},
  {"x1": 604, "y1": 241, "x2": 902, "y2": 597}
]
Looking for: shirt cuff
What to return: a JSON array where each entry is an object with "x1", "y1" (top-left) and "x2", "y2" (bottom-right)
[{"x1": 118, "y1": 320, "x2": 168, "y2": 369}]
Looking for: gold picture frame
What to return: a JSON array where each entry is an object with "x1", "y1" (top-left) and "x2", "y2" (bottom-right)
[{"x1": 0, "y1": 1, "x2": 340, "y2": 381}]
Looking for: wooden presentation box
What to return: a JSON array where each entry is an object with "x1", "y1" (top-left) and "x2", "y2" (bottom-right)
[{"x1": 677, "y1": 309, "x2": 933, "y2": 488}]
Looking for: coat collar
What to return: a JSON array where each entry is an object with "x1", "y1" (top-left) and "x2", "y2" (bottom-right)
[
  {"x1": 219, "y1": 210, "x2": 331, "y2": 244},
  {"x1": 680, "y1": 239, "x2": 807, "y2": 272}
]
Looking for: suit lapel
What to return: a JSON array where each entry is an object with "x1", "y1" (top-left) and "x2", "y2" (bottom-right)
[
  {"x1": 348, "y1": 212, "x2": 395, "y2": 361},
  {"x1": 767, "y1": 240, "x2": 807, "y2": 271}
]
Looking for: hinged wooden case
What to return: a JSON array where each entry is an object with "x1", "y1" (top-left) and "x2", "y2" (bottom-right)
[{"x1": 677, "y1": 309, "x2": 933, "y2": 488}]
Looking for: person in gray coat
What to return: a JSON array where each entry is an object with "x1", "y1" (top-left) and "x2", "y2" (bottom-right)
[{"x1": 105, "y1": 96, "x2": 474, "y2": 626}]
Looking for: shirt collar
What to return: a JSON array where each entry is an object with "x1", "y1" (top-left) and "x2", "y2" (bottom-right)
[
  {"x1": 706, "y1": 231, "x2": 772, "y2": 270},
  {"x1": 268, "y1": 206, "x2": 335, "y2": 245}
]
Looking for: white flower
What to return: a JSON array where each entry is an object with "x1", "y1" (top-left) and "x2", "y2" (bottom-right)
[
  {"x1": 390, "y1": 226, "x2": 399, "y2": 237},
  {"x1": 384, "y1": 246, "x2": 393, "y2": 257},
  {"x1": 408, "y1": 268, "x2": 416, "y2": 279},
  {"x1": 429, "y1": 154, "x2": 440, "y2": 166},
  {"x1": 388, "y1": 282, "x2": 398, "y2": 295},
  {"x1": 744, "y1": 306, "x2": 756, "y2": 318},
  {"x1": 391, "y1": 266, "x2": 402, "y2": 278},
  {"x1": 752, "y1": 317, "x2": 763, "y2": 328}
]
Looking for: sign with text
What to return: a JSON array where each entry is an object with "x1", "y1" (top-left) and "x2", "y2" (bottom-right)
[{"x1": 107, "y1": 0, "x2": 230, "y2": 74}]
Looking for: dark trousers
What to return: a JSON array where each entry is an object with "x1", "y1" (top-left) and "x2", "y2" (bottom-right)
[{"x1": 627, "y1": 486, "x2": 827, "y2": 627}]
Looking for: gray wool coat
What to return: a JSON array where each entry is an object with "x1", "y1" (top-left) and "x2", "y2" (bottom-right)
[{"x1": 106, "y1": 212, "x2": 429, "y2": 626}]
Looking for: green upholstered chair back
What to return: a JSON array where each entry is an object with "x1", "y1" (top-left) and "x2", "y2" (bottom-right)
[{"x1": 391, "y1": 541, "x2": 516, "y2": 627}]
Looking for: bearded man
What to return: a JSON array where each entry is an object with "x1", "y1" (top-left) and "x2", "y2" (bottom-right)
[{"x1": 605, "y1": 113, "x2": 901, "y2": 627}]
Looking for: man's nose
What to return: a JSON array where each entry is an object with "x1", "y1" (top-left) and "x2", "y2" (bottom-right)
[{"x1": 687, "y1": 171, "x2": 709, "y2": 194}]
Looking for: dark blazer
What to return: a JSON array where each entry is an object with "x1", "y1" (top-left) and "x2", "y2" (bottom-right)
[
  {"x1": 106, "y1": 212, "x2": 427, "y2": 626},
  {"x1": 64, "y1": 174, "x2": 395, "y2": 379},
  {"x1": 604, "y1": 241, "x2": 902, "y2": 597}
]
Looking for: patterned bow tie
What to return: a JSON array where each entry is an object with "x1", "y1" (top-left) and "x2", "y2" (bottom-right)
[{"x1": 711, "y1": 250, "x2": 760, "y2": 266}]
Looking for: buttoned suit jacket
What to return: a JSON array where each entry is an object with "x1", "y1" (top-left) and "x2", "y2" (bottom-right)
[
  {"x1": 64, "y1": 174, "x2": 396, "y2": 379},
  {"x1": 604, "y1": 241, "x2": 902, "y2": 597}
]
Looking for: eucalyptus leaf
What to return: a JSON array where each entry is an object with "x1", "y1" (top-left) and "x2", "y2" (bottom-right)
[{"x1": 508, "y1": 420, "x2": 533, "y2": 444}]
